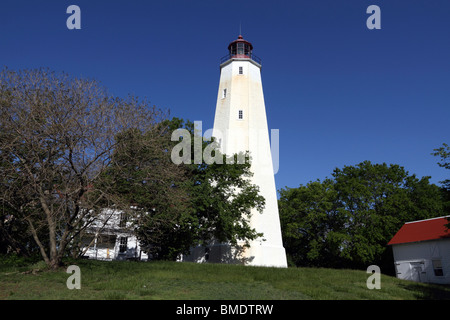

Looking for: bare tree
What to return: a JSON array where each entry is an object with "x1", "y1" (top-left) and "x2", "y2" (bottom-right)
[{"x1": 0, "y1": 68, "x2": 164, "y2": 268}]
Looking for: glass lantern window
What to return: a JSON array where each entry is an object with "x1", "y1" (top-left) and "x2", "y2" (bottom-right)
[
  {"x1": 244, "y1": 45, "x2": 250, "y2": 56},
  {"x1": 237, "y1": 43, "x2": 244, "y2": 54}
]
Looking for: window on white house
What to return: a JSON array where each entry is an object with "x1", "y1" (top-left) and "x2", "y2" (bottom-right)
[
  {"x1": 238, "y1": 110, "x2": 243, "y2": 120},
  {"x1": 119, "y1": 212, "x2": 127, "y2": 228},
  {"x1": 433, "y1": 259, "x2": 444, "y2": 276},
  {"x1": 222, "y1": 88, "x2": 227, "y2": 99},
  {"x1": 239, "y1": 66, "x2": 243, "y2": 74},
  {"x1": 119, "y1": 237, "x2": 128, "y2": 253}
]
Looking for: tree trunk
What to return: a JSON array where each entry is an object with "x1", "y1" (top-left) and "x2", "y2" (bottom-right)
[{"x1": 26, "y1": 217, "x2": 51, "y2": 266}]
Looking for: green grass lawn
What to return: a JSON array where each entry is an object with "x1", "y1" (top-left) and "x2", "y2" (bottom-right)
[{"x1": 1, "y1": 259, "x2": 449, "y2": 300}]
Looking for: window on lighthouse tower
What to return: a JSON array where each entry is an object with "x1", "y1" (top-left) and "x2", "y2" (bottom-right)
[{"x1": 238, "y1": 110, "x2": 243, "y2": 120}]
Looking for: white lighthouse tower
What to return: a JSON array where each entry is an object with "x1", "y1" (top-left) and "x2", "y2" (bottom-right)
[
  {"x1": 181, "y1": 35, "x2": 287, "y2": 267},
  {"x1": 212, "y1": 35, "x2": 287, "y2": 268}
]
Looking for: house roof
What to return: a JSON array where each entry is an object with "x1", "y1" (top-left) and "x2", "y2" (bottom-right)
[{"x1": 388, "y1": 216, "x2": 450, "y2": 245}]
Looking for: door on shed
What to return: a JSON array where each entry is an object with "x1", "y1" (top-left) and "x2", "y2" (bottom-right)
[
  {"x1": 395, "y1": 261, "x2": 425, "y2": 282},
  {"x1": 395, "y1": 261, "x2": 411, "y2": 280},
  {"x1": 410, "y1": 262, "x2": 424, "y2": 282}
]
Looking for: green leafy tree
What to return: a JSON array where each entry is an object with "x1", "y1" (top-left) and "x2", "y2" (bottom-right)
[
  {"x1": 432, "y1": 143, "x2": 450, "y2": 190},
  {"x1": 99, "y1": 124, "x2": 193, "y2": 260},
  {"x1": 187, "y1": 152, "x2": 265, "y2": 249},
  {"x1": 432, "y1": 143, "x2": 450, "y2": 227},
  {"x1": 104, "y1": 118, "x2": 265, "y2": 260},
  {"x1": 278, "y1": 179, "x2": 341, "y2": 267},
  {"x1": 279, "y1": 161, "x2": 446, "y2": 271},
  {"x1": 332, "y1": 161, "x2": 444, "y2": 269}
]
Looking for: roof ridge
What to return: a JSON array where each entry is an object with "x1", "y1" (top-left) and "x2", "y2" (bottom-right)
[{"x1": 405, "y1": 215, "x2": 450, "y2": 224}]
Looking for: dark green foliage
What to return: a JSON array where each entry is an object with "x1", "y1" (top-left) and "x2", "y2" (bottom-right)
[
  {"x1": 431, "y1": 143, "x2": 450, "y2": 229},
  {"x1": 188, "y1": 152, "x2": 264, "y2": 247},
  {"x1": 279, "y1": 161, "x2": 447, "y2": 272},
  {"x1": 103, "y1": 118, "x2": 265, "y2": 260},
  {"x1": 432, "y1": 143, "x2": 450, "y2": 191}
]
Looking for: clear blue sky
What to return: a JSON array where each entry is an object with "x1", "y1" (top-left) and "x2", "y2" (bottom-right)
[{"x1": 1, "y1": 0, "x2": 449, "y2": 192}]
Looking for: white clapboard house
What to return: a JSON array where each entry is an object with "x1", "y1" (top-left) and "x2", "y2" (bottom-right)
[
  {"x1": 80, "y1": 209, "x2": 148, "y2": 261},
  {"x1": 388, "y1": 216, "x2": 450, "y2": 284}
]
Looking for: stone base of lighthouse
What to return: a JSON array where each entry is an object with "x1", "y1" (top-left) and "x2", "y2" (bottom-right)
[{"x1": 181, "y1": 241, "x2": 287, "y2": 268}]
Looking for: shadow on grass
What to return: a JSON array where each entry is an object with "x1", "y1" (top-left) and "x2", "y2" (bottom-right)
[{"x1": 400, "y1": 282, "x2": 450, "y2": 300}]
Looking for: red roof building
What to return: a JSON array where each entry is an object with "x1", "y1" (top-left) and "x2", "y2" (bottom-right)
[
  {"x1": 388, "y1": 216, "x2": 450, "y2": 245},
  {"x1": 388, "y1": 216, "x2": 450, "y2": 284}
]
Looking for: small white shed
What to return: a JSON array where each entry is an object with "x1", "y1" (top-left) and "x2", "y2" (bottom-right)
[{"x1": 388, "y1": 216, "x2": 450, "y2": 284}]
